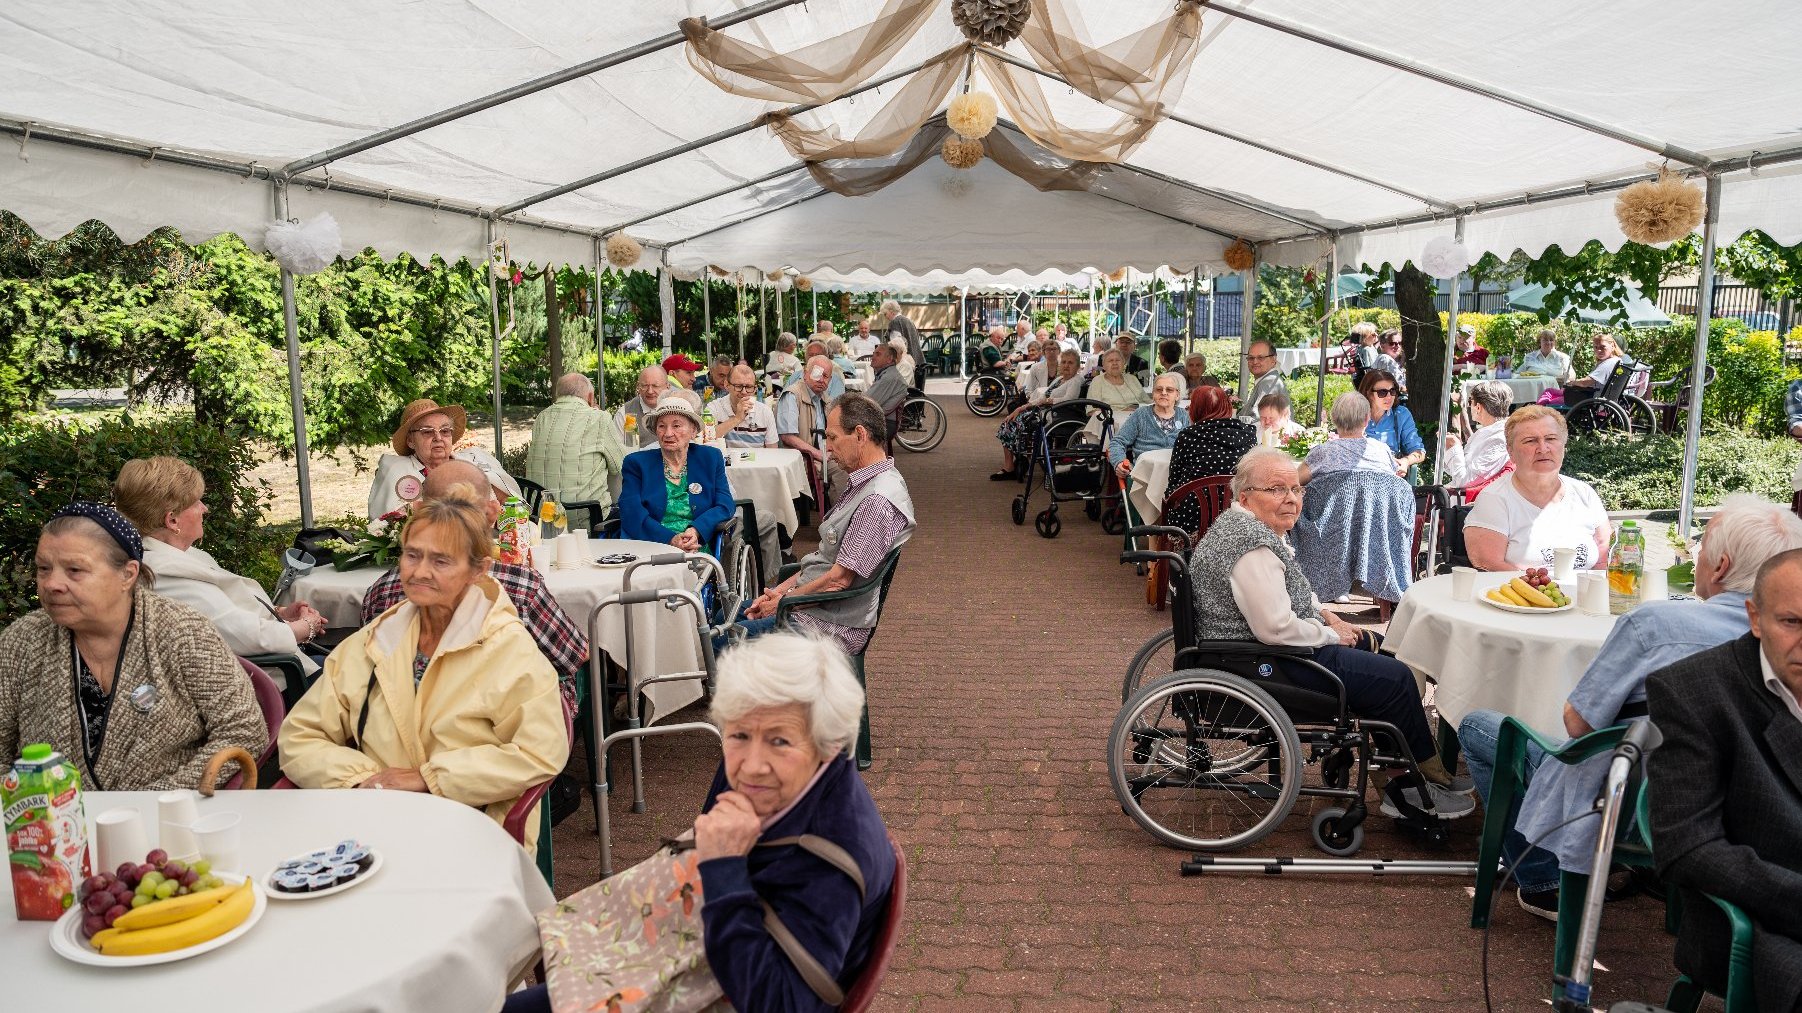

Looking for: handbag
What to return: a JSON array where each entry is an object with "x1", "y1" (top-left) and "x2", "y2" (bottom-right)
[{"x1": 537, "y1": 834, "x2": 866, "y2": 1013}]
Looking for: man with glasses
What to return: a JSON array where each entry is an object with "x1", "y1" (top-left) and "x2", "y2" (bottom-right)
[
  {"x1": 614, "y1": 365, "x2": 666, "y2": 444},
  {"x1": 1238, "y1": 340, "x2": 1288, "y2": 423},
  {"x1": 708, "y1": 365, "x2": 777, "y2": 449},
  {"x1": 1188, "y1": 448, "x2": 1475, "y2": 820}
]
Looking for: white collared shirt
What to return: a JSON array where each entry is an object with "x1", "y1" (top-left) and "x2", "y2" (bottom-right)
[{"x1": 1760, "y1": 648, "x2": 1802, "y2": 725}]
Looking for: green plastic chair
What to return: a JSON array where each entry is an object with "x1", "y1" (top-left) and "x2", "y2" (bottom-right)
[
  {"x1": 1470, "y1": 718, "x2": 1664, "y2": 1003},
  {"x1": 1637, "y1": 789, "x2": 1757, "y2": 1013},
  {"x1": 774, "y1": 550, "x2": 903, "y2": 771}
]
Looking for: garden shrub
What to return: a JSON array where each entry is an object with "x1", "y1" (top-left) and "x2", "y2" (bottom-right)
[
  {"x1": 1563, "y1": 426, "x2": 1797, "y2": 511},
  {"x1": 0, "y1": 411, "x2": 269, "y2": 624}
]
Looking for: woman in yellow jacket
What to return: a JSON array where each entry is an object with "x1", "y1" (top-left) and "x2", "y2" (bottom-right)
[{"x1": 278, "y1": 492, "x2": 569, "y2": 857}]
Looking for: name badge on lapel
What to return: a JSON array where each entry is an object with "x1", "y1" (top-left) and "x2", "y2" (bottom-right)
[
  {"x1": 688, "y1": 482, "x2": 703, "y2": 496},
  {"x1": 129, "y1": 683, "x2": 159, "y2": 714}
]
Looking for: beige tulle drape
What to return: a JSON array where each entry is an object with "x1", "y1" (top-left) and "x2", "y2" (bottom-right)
[
  {"x1": 803, "y1": 121, "x2": 1106, "y2": 197},
  {"x1": 680, "y1": 0, "x2": 939, "y2": 104},
  {"x1": 1019, "y1": 0, "x2": 1204, "y2": 113},
  {"x1": 763, "y1": 49, "x2": 963, "y2": 161}
]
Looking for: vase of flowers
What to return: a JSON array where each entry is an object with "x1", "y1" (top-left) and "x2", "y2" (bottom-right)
[
  {"x1": 1280, "y1": 427, "x2": 1330, "y2": 461},
  {"x1": 330, "y1": 507, "x2": 410, "y2": 571}
]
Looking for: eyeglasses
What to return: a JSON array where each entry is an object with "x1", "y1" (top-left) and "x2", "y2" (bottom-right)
[
  {"x1": 729, "y1": 383, "x2": 758, "y2": 393},
  {"x1": 1250, "y1": 484, "x2": 1305, "y2": 499},
  {"x1": 1371, "y1": 388, "x2": 1397, "y2": 399},
  {"x1": 1244, "y1": 353, "x2": 1274, "y2": 362},
  {"x1": 636, "y1": 385, "x2": 660, "y2": 395},
  {"x1": 411, "y1": 426, "x2": 456, "y2": 439}
]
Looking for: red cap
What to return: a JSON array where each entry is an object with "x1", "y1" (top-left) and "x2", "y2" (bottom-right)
[{"x1": 661, "y1": 353, "x2": 703, "y2": 373}]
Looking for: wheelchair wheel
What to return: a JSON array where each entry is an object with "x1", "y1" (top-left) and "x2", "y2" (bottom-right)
[
  {"x1": 896, "y1": 396, "x2": 947, "y2": 452},
  {"x1": 1310, "y1": 806, "x2": 1365, "y2": 857},
  {"x1": 1121, "y1": 628, "x2": 1176, "y2": 703},
  {"x1": 965, "y1": 375, "x2": 1006, "y2": 417},
  {"x1": 1035, "y1": 507, "x2": 1061, "y2": 539},
  {"x1": 1568, "y1": 399, "x2": 1631, "y2": 436},
  {"x1": 1100, "y1": 505, "x2": 1126, "y2": 536},
  {"x1": 1010, "y1": 495, "x2": 1027, "y2": 526},
  {"x1": 1622, "y1": 394, "x2": 1658, "y2": 437},
  {"x1": 1108, "y1": 671, "x2": 1303, "y2": 852}
]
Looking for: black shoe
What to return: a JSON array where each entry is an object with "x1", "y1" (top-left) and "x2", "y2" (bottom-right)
[
  {"x1": 1517, "y1": 886, "x2": 1558, "y2": 923},
  {"x1": 990, "y1": 469, "x2": 1017, "y2": 481}
]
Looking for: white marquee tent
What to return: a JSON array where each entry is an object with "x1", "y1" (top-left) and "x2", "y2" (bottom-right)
[{"x1": 4, "y1": 0, "x2": 1800, "y2": 528}]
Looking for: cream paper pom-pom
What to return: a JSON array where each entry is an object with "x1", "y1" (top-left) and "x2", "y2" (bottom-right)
[
  {"x1": 948, "y1": 92, "x2": 998, "y2": 140},
  {"x1": 952, "y1": 0, "x2": 1031, "y2": 47},
  {"x1": 1223, "y1": 239, "x2": 1255, "y2": 272},
  {"x1": 604, "y1": 233, "x2": 643, "y2": 269},
  {"x1": 1615, "y1": 170, "x2": 1705, "y2": 245},
  {"x1": 942, "y1": 135, "x2": 984, "y2": 170},
  {"x1": 795, "y1": 276, "x2": 813, "y2": 292}
]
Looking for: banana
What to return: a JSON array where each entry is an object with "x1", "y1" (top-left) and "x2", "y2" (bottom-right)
[
  {"x1": 109, "y1": 882, "x2": 235, "y2": 932},
  {"x1": 1496, "y1": 585, "x2": 1527, "y2": 606},
  {"x1": 1509, "y1": 577, "x2": 1557, "y2": 608},
  {"x1": 93, "y1": 879, "x2": 255, "y2": 956}
]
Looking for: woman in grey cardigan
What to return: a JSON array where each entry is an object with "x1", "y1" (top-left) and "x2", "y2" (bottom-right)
[{"x1": 0, "y1": 503, "x2": 264, "y2": 791}]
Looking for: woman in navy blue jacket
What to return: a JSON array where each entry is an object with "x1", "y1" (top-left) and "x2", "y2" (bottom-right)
[{"x1": 619, "y1": 401, "x2": 736, "y2": 550}]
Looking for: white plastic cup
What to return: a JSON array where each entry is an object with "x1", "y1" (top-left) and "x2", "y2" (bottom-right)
[
  {"x1": 94, "y1": 808, "x2": 149, "y2": 874},
  {"x1": 1552, "y1": 547, "x2": 1576, "y2": 582},
  {"x1": 555, "y1": 532, "x2": 583, "y2": 568},
  {"x1": 1450, "y1": 566, "x2": 1478, "y2": 602},
  {"x1": 1578, "y1": 573, "x2": 1611, "y2": 616},
  {"x1": 190, "y1": 812, "x2": 243, "y2": 873},
  {"x1": 1639, "y1": 566, "x2": 1669, "y2": 604},
  {"x1": 157, "y1": 789, "x2": 201, "y2": 861}
]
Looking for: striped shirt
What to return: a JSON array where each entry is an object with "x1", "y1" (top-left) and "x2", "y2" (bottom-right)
[{"x1": 789, "y1": 457, "x2": 909, "y2": 654}]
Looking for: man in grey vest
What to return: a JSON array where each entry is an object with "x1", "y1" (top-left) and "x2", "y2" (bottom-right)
[{"x1": 731, "y1": 393, "x2": 914, "y2": 655}]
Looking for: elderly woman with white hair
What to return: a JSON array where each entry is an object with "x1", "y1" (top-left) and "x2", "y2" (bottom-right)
[
  {"x1": 1440, "y1": 379, "x2": 1514, "y2": 494},
  {"x1": 502, "y1": 632, "x2": 897, "y2": 1013},
  {"x1": 765, "y1": 332, "x2": 802, "y2": 389},
  {"x1": 1299, "y1": 392, "x2": 1400, "y2": 485},
  {"x1": 1186, "y1": 448, "x2": 1474, "y2": 820}
]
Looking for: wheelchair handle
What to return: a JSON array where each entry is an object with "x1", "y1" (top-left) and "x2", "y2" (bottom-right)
[{"x1": 1120, "y1": 550, "x2": 1188, "y2": 575}]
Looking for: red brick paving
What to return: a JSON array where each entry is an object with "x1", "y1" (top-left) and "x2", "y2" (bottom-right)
[{"x1": 551, "y1": 397, "x2": 1690, "y2": 1011}]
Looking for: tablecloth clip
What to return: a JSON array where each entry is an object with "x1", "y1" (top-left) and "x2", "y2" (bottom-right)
[
  {"x1": 1748, "y1": 151, "x2": 1761, "y2": 177},
  {"x1": 142, "y1": 146, "x2": 161, "y2": 167},
  {"x1": 243, "y1": 160, "x2": 261, "y2": 182},
  {"x1": 16, "y1": 121, "x2": 31, "y2": 161},
  {"x1": 381, "y1": 189, "x2": 394, "y2": 209}
]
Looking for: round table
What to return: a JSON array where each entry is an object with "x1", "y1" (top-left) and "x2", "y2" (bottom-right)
[
  {"x1": 718, "y1": 445, "x2": 811, "y2": 534},
  {"x1": 1275, "y1": 346, "x2": 1345, "y2": 376},
  {"x1": 1461, "y1": 374, "x2": 1559, "y2": 405},
  {"x1": 1, "y1": 789, "x2": 551, "y2": 1013},
  {"x1": 286, "y1": 538, "x2": 705, "y2": 723},
  {"x1": 1126, "y1": 447, "x2": 1173, "y2": 523},
  {"x1": 1385, "y1": 571, "x2": 1618, "y2": 738}
]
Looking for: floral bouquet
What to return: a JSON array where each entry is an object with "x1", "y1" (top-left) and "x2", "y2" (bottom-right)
[
  {"x1": 1279, "y1": 426, "x2": 1331, "y2": 462},
  {"x1": 1666, "y1": 522, "x2": 1696, "y2": 594},
  {"x1": 331, "y1": 508, "x2": 410, "y2": 571}
]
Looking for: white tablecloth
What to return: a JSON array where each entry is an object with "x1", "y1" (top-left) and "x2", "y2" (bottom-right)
[
  {"x1": 1462, "y1": 374, "x2": 1559, "y2": 404},
  {"x1": 1275, "y1": 346, "x2": 1344, "y2": 376},
  {"x1": 1, "y1": 789, "x2": 552, "y2": 1013},
  {"x1": 287, "y1": 539, "x2": 705, "y2": 722},
  {"x1": 721, "y1": 445, "x2": 811, "y2": 534},
  {"x1": 1386, "y1": 572, "x2": 1618, "y2": 738},
  {"x1": 1126, "y1": 447, "x2": 1174, "y2": 524}
]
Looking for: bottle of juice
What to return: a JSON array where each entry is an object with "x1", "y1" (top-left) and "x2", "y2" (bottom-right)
[
  {"x1": 701, "y1": 406, "x2": 717, "y2": 444},
  {"x1": 1608, "y1": 520, "x2": 1644, "y2": 604},
  {"x1": 497, "y1": 496, "x2": 529, "y2": 566},
  {"x1": 4, "y1": 743, "x2": 91, "y2": 920}
]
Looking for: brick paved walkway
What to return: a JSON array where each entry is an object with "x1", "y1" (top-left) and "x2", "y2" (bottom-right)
[{"x1": 552, "y1": 398, "x2": 1688, "y2": 1011}]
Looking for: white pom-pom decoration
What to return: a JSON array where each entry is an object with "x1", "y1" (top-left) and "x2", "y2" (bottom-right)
[
  {"x1": 948, "y1": 92, "x2": 998, "y2": 140},
  {"x1": 1419, "y1": 235, "x2": 1472, "y2": 279},
  {"x1": 604, "y1": 233, "x2": 644, "y2": 269},
  {"x1": 264, "y1": 212, "x2": 341, "y2": 275}
]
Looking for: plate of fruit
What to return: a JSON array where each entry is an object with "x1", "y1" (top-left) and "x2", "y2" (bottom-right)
[
  {"x1": 1482, "y1": 568, "x2": 1574, "y2": 613},
  {"x1": 51, "y1": 850, "x2": 265, "y2": 966},
  {"x1": 264, "y1": 840, "x2": 381, "y2": 901}
]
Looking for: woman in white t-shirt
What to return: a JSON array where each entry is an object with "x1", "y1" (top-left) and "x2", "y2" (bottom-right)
[{"x1": 1464, "y1": 406, "x2": 1612, "y2": 571}]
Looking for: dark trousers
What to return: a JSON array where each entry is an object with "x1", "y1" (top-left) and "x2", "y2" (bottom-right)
[{"x1": 1277, "y1": 644, "x2": 1434, "y2": 760}]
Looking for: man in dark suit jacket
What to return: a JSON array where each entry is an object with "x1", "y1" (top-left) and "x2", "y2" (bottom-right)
[{"x1": 1647, "y1": 547, "x2": 1802, "y2": 1012}]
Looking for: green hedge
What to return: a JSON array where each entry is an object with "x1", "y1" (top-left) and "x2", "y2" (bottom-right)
[
  {"x1": 0, "y1": 412, "x2": 270, "y2": 624},
  {"x1": 1563, "y1": 427, "x2": 1796, "y2": 511}
]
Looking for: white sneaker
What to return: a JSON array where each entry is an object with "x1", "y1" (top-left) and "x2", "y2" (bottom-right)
[{"x1": 1380, "y1": 781, "x2": 1477, "y2": 820}]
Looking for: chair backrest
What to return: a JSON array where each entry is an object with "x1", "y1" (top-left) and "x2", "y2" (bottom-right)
[
  {"x1": 1599, "y1": 359, "x2": 1650, "y2": 401},
  {"x1": 1161, "y1": 475, "x2": 1234, "y2": 538},
  {"x1": 502, "y1": 696, "x2": 577, "y2": 847},
  {"x1": 839, "y1": 832, "x2": 908, "y2": 1013},
  {"x1": 514, "y1": 477, "x2": 545, "y2": 511},
  {"x1": 854, "y1": 551, "x2": 904, "y2": 658},
  {"x1": 233, "y1": 657, "x2": 286, "y2": 789}
]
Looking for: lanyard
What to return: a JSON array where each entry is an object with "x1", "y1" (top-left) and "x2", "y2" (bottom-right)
[{"x1": 67, "y1": 603, "x2": 136, "y2": 789}]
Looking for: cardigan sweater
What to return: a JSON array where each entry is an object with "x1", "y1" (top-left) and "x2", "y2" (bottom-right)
[
  {"x1": 619, "y1": 443, "x2": 736, "y2": 546},
  {"x1": 697, "y1": 756, "x2": 895, "y2": 1013},
  {"x1": 0, "y1": 588, "x2": 266, "y2": 791}
]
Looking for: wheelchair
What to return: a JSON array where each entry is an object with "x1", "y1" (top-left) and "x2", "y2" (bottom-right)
[
  {"x1": 964, "y1": 362, "x2": 1023, "y2": 417},
  {"x1": 1010, "y1": 399, "x2": 1115, "y2": 538},
  {"x1": 892, "y1": 386, "x2": 947, "y2": 452},
  {"x1": 1109, "y1": 526, "x2": 1452, "y2": 857},
  {"x1": 1564, "y1": 360, "x2": 1656, "y2": 437}
]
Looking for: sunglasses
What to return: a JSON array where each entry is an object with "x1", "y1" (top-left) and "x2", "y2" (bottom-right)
[
  {"x1": 411, "y1": 426, "x2": 456, "y2": 439},
  {"x1": 1372, "y1": 388, "x2": 1397, "y2": 398}
]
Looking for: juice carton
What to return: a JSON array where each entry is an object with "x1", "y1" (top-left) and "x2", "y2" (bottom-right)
[{"x1": 4, "y1": 743, "x2": 91, "y2": 920}]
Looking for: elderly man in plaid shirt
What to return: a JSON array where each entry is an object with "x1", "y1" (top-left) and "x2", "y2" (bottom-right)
[
  {"x1": 731, "y1": 393, "x2": 914, "y2": 654},
  {"x1": 361, "y1": 459, "x2": 587, "y2": 709}
]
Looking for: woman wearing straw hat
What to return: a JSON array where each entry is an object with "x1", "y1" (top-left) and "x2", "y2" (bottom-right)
[
  {"x1": 367, "y1": 398, "x2": 520, "y2": 519},
  {"x1": 620, "y1": 401, "x2": 736, "y2": 552}
]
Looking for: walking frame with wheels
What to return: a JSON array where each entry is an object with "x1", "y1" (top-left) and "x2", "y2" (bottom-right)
[
  {"x1": 1010, "y1": 398, "x2": 1115, "y2": 539},
  {"x1": 1112, "y1": 526, "x2": 1479, "y2": 875},
  {"x1": 588, "y1": 550, "x2": 737, "y2": 879}
]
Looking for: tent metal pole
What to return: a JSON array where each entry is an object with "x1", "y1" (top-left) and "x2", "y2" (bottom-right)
[
  {"x1": 1197, "y1": 2, "x2": 1711, "y2": 168},
  {"x1": 486, "y1": 220, "x2": 506, "y2": 460},
  {"x1": 1433, "y1": 217, "x2": 1467, "y2": 486},
  {"x1": 497, "y1": 55, "x2": 948, "y2": 217},
  {"x1": 703, "y1": 277, "x2": 712, "y2": 363},
  {"x1": 758, "y1": 285, "x2": 767, "y2": 363},
  {"x1": 658, "y1": 268, "x2": 674, "y2": 357},
  {"x1": 811, "y1": 289, "x2": 817, "y2": 330},
  {"x1": 736, "y1": 280, "x2": 745, "y2": 362},
  {"x1": 1316, "y1": 240, "x2": 1337, "y2": 426},
  {"x1": 1679, "y1": 175, "x2": 1722, "y2": 537},
  {"x1": 1238, "y1": 252, "x2": 1258, "y2": 397},
  {"x1": 601, "y1": 165, "x2": 808, "y2": 236},
  {"x1": 593, "y1": 239, "x2": 606, "y2": 407},
  {"x1": 1206, "y1": 274, "x2": 1216, "y2": 344},
  {"x1": 281, "y1": 0, "x2": 810, "y2": 176},
  {"x1": 1185, "y1": 270, "x2": 1196, "y2": 353},
  {"x1": 961, "y1": 287, "x2": 969, "y2": 379},
  {"x1": 271, "y1": 182, "x2": 314, "y2": 529}
]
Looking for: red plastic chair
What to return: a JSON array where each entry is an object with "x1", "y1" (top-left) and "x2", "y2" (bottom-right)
[
  {"x1": 503, "y1": 698, "x2": 576, "y2": 849},
  {"x1": 840, "y1": 831, "x2": 908, "y2": 1013},
  {"x1": 220, "y1": 657, "x2": 286, "y2": 790}
]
